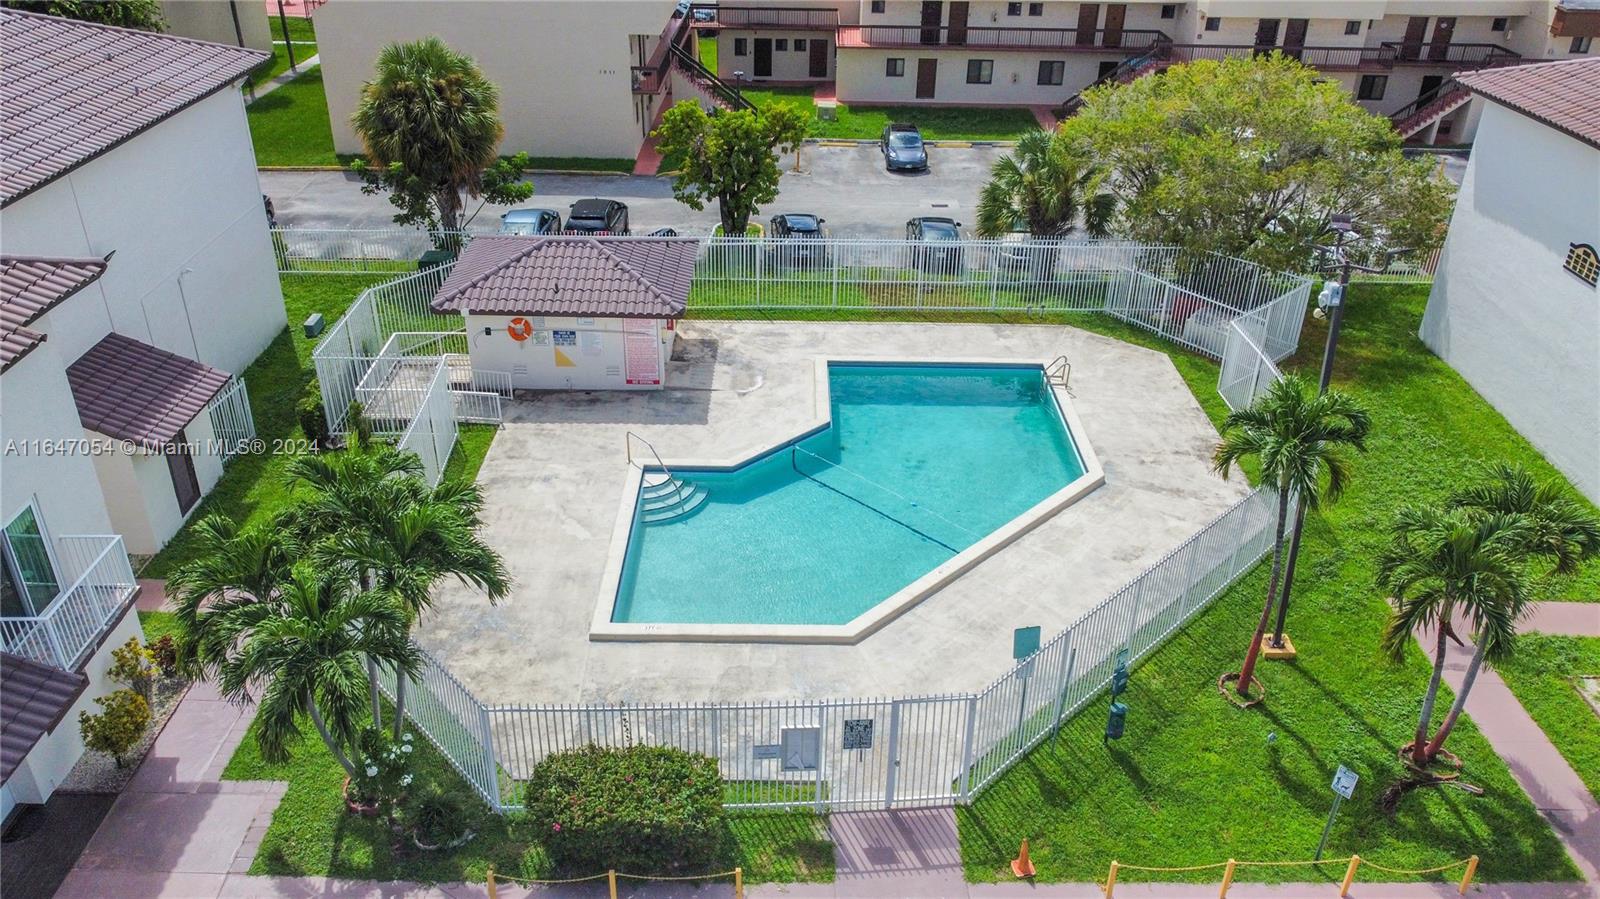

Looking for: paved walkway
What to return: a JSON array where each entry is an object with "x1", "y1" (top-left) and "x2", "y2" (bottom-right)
[{"x1": 247, "y1": 55, "x2": 319, "y2": 104}]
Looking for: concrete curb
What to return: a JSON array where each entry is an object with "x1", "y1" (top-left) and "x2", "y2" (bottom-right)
[{"x1": 257, "y1": 166, "x2": 637, "y2": 177}]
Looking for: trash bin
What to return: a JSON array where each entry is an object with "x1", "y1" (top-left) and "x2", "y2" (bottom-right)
[{"x1": 1104, "y1": 701, "x2": 1127, "y2": 742}]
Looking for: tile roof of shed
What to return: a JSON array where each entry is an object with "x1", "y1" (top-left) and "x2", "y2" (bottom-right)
[
  {"x1": 430, "y1": 238, "x2": 697, "y2": 319},
  {"x1": 0, "y1": 8, "x2": 268, "y2": 206},
  {"x1": 1, "y1": 652, "x2": 88, "y2": 784},
  {"x1": 1457, "y1": 57, "x2": 1600, "y2": 151},
  {"x1": 0, "y1": 254, "x2": 107, "y2": 372},
  {"x1": 66, "y1": 332, "x2": 232, "y2": 449}
]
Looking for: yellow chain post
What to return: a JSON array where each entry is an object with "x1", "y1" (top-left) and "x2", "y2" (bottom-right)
[
  {"x1": 1104, "y1": 860, "x2": 1119, "y2": 898},
  {"x1": 1339, "y1": 855, "x2": 1361, "y2": 897},
  {"x1": 1218, "y1": 859, "x2": 1236, "y2": 898},
  {"x1": 607, "y1": 869, "x2": 618, "y2": 899},
  {"x1": 735, "y1": 866, "x2": 744, "y2": 898},
  {"x1": 1459, "y1": 855, "x2": 1479, "y2": 894},
  {"x1": 486, "y1": 866, "x2": 498, "y2": 899}
]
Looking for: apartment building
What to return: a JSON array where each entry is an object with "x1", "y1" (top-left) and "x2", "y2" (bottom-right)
[{"x1": 709, "y1": 1, "x2": 1599, "y2": 142}]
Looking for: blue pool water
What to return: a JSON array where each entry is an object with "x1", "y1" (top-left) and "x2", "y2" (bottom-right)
[{"x1": 612, "y1": 364, "x2": 1087, "y2": 626}]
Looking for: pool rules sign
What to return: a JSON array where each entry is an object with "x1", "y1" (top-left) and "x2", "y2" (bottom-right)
[{"x1": 623, "y1": 319, "x2": 661, "y2": 386}]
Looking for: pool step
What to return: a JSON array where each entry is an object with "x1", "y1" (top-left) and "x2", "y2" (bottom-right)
[{"x1": 639, "y1": 475, "x2": 710, "y2": 523}]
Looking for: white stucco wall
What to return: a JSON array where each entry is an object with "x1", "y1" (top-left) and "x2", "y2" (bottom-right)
[
  {"x1": 87, "y1": 411, "x2": 224, "y2": 557},
  {"x1": 0, "y1": 346, "x2": 116, "y2": 548},
  {"x1": 1419, "y1": 101, "x2": 1600, "y2": 502},
  {"x1": 161, "y1": 0, "x2": 273, "y2": 52},
  {"x1": 465, "y1": 314, "x2": 671, "y2": 391},
  {"x1": 719, "y1": 30, "x2": 837, "y2": 80},
  {"x1": 314, "y1": 0, "x2": 678, "y2": 160},
  {"x1": 0, "y1": 88, "x2": 285, "y2": 377},
  {"x1": 837, "y1": 46, "x2": 1110, "y2": 102}
]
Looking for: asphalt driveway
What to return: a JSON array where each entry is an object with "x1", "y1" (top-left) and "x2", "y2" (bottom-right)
[{"x1": 258, "y1": 144, "x2": 1007, "y2": 238}]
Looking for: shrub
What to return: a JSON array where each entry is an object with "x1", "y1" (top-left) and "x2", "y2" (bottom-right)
[
  {"x1": 148, "y1": 635, "x2": 179, "y2": 679},
  {"x1": 525, "y1": 744, "x2": 724, "y2": 875},
  {"x1": 411, "y1": 784, "x2": 472, "y2": 846},
  {"x1": 348, "y1": 727, "x2": 414, "y2": 818},
  {"x1": 108, "y1": 637, "x2": 157, "y2": 704},
  {"x1": 80, "y1": 689, "x2": 151, "y2": 767},
  {"x1": 298, "y1": 381, "x2": 330, "y2": 450}
]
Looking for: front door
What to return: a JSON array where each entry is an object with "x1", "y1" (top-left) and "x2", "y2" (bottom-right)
[
  {"x1": 1103, "y1": 4, "x2": 1126, "y2": 49},
  {"x1": 1254, "y1": 18, "x2": 1280, "y2": 53},
  {"x1": 1076, "y1": 3, "x2": 1099, "y2": 47},
  {"x1": 167, "y1": 428, "x2": 201, "y2": 515},
  {"x1": 808, "y1": 37, "x2": 828, "y2": 77},
  {"x1": 1283, "y1": 18, "x2": 1308, "y2": 58},
  {"x1": 915, "y1": 57, "x2": 937, "y2": 98},
  {"x1": 1400, "y1": 16, "x2": 1428, "y2": 60},
  {"x1": 1428, "y1": 17, "x2": 1455, "y2": 61},
  {"x1": 754, "y1": 37, "x2": 772, "y2": 77},
  {"x1": 920, "y1": 0, "x2": 942, "y2": 45},
  {"x1": 947, "y1": 1, "x2": 969, "y2": 45},
  {"x1": 1419, "y1": 74, "x2": 1444, "y2": 102}
]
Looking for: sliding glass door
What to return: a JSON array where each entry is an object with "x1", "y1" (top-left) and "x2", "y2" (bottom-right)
[{"x1": 2, "y1": 503, "x2": 60, "y2": 617}]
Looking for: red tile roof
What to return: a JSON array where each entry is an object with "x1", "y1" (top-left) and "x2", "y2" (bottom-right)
[
  {"x1": 0, "y1": 255, "x2": 107, "y2": 372},
  {"x1": 1457, "y1": 57, "x2": 1600, "y2": 151},
  {"x1": 66, "y1": 332, "x2": 232, "y2": 449},
  {"x1": 0, "y1": 9, "x2": 267, "y2": 206},
  {"x1": 1, "y1": 652, "x2": 88, "y2": 784},
  {"x1": 431, "y1": 238, "x2": 697, "y2": 318}
]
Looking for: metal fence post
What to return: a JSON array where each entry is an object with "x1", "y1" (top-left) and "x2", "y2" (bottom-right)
[
  {"x1": 957, "y1": 693, "x2": 978, "y2": 802},
  {"x1": 479, "y1": 704, "x2": 501, "y2": 810},
  {"x1": 1052, "y1": 645, "x2": 1078, "y2": 734}
]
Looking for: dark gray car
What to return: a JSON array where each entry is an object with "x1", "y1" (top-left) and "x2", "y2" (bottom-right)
[
  {"x1": 768, "y1": 213, "x2": 829, "y2": 267},
  {"x1": 566, "y1": 198, "x2": 630, "y2": 234},
  {"x1": 906, "y1": 217, "x2": 964, "y2": 273},
  {"x1": 881, "y1": 124, "x2": 928, "y2": 172}
]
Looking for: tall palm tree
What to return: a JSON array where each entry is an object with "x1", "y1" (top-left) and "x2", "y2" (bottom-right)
[
  {"x1": 975, "y1": 129, "x2": 1114, "y2": 241},
  {"x1": 287, "y1": 441, "x2": 510, "y2": 738},
  {"x1": 1379, "y1": 506, "x2": 1530, "y2": 767},
  {"x1": 168, "y1": 520, "x2": 418, "y2": 775},
  {"x1": 1213, "y1": 373, "x2": 1370, "y2": 698}
]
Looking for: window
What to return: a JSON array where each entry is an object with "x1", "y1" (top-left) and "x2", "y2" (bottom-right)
[
  {"x1": 870, "y1": 0, "x2": 885, "y2": 11},
  {"x1": 1490, "y1": 17, "x2": 1508, "y2": 32},
  {"x1": 886, "y1": 57, "x2": 905, "y2": 76},
  {"x1": 1357, "y1": 74, "x2": 1387, "y2": 100},
  {"x1": 795, "y1": 39, "x2": 807, "y2": 51},
  {"x1": 776, "y1": 38, "x2": 788, "y2": 51},
  {"x1": 2, "y1": 502, "x2": 59, "y2": 618},
  {"x1": 1028, "y1": 2, "x2": 1043, "y2": 15},
  {"x1": 1204, "y1": 17, "x2": 1221, "y2": 32},
  {"x1": 1572, "y1": 35, "x2": 1593, "y2": 53},
  {"x1": 1160, "y1": 4, "x2": 1176, "y2": 19},
  {"x1": 1037, "y1": 60, "x2": 1065, "y2": 85},
  {"x1": 1006, "y1": 2, "x2": 1022, "y2": 15},
  {"x1": 734, "y1": 37, "x2": 747, "y2": 56},
  {"x1": 966, "y1": 58, "x2": 993, "y2": 83},
  {"x1": 1344, "y1": 20, "x2": 1361, "y2": 35}
]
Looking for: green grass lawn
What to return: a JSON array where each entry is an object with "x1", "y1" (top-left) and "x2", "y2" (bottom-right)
[
  {"x1": 248, "y1": 66, "x2": 340, "y2": 167},
  {"x1": 955, "y1": 283, "x2": 1593, "y2": 885},
  {"x1": 249, "y1": 41, "x2": 318, "y2": 86},
  {"x1": 265, "y1": 13, "x2": 315, "y2": 43},
  {"x1": 137, "y1": 610, "x2": 178, "y2": 643},
  {"x1": 698, "y1": 33, "x2": 717, "y2": 74},
  {"x1": 1494, "y1": 635, "x2": 1600, "y2": 803},
  {"x1": 741, "y1": 86, "x2": 1040, "y2": 140}
]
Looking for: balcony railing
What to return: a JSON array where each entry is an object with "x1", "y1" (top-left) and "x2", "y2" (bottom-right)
[
  {"x1": 714, "y1": 6, "x2": 839, "y2": 29},
  {"x1": 846, "y1": 24, "x2": 1168, "y2": 52},
  {"x1": 1380, "y1": 41, "x2": 1520, "y2": 67},
  {"x1": 0, "y1": 535, "x2": 138, "y2": 671},
  {"x1": 1165, "y1": 43, "x2": 1394, "y2": 69}
]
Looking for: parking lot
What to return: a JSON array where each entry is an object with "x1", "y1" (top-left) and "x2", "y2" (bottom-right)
[{"x1": 258, "y1": 144, "x2": 1009, "y2": 238}]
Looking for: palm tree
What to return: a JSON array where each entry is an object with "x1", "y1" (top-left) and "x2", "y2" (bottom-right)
[
  {"x1": 287, "y1": 441, "x2": 510, "y2": 738},
  {"x1": 1379, "y1": 506, "x2": 1530, "y2": 767},
  {"x1": 168, "y1": 520, "x2": 418, "y2": 775},
  {"x1": 1212, "y1": 373, "x2": 1370, "y2": 698},
  {"x1": 975, "y1": 129, "x2": 1114, "y2": 241}
]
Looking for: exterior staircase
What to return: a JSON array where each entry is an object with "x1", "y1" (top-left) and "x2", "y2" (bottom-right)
[
  {"x1": 1058, "y1": 46, "x2": 1170, "y2": 118},
  {"x1": 1389, "y1": 80, "x2": 1474, "y2": 140},
  {"x1": 639, "y1": 473, "x2": 710, "y2": 523},
  {"x1": 669, "y1": 43, "x2": 754, "y2": 112}
]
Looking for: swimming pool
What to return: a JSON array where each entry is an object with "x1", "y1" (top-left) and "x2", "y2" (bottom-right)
[{"x1": 597, "y1": 361, "x2": 1102, "y2": 641}]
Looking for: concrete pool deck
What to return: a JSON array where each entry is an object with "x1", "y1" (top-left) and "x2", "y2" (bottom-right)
[{"x1": 419, "y1": 319, "x2": 1251, "y2": 705}]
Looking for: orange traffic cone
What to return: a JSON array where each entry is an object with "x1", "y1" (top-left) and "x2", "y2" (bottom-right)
[{"x1": 1010, "y1": 838, "x2": 1036, "y2": 878}]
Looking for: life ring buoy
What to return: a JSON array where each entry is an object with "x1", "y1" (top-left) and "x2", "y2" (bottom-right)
[{"x1": 507, "y1": 317, "x2": 533, "y2": 341}]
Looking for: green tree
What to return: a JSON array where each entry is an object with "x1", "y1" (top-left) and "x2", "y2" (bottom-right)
[
  {"x1": 1213, "y1": 373, "x2": 1370, "y2": 698},
  {"x1": 80, "y1": 689, "x2": 151, "y2": 768},
  {"x1": 168, "y1": 518, "x2": 419, "y2": 775},
  {"x1": 652, "y1": 101, "x2": 808, "y2": 236},
  {"x1": 1379, "y1": 507, "x2": 1529, "y2": 767},
  {"x1": 4, "y1": 0, "x2": 164, "y2": 30},
  {"x1": 349, "y1": 37, "x2": 533, "y2": 238},
  {"x1": 975, "y1": 129, "x2": 1113, "y2": 240},
  {"x1": 1058, "y1": 54, "x2": 1454, "y2": 273},
  {"x1": 287, "y1": 440, "x2": 509, "y2": 738}
]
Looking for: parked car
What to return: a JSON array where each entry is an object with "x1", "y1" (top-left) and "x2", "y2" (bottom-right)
[
  {"x1": 262, "y1": 194, "x2": 276, "y2": 228},
  {"x1": 767, "y1": 213, "x2": 829, "y2": 267},
  {"x1": 881, "y1": 123, "x2": 928, "y2": 172},
  {"x1": 499, "y1": 208, "x2": 563, "y2": 235},
  {"x1": 566, "y1": 199, "x2": 630, "y2": 234},
  {"x1": 994, "y1": 233, "x2": 1060, "y2": 278},
  {"x1": 906, "y1": 217, "x2": 964, "y2": 273},
  {"x1": 692, "y1": 6, "x2": 716, "y2": 21}
]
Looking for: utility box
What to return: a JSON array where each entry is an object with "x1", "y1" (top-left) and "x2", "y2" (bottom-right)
[
  {"x1": 418, "y1": 248, "x2": 455, "y2": 271},
  {"x1": 1104, "y1": 701, "x2": 1127, "y2": 742},
  {"x1": 302, "y1": 312, "x2": 325, "y2": 339}
]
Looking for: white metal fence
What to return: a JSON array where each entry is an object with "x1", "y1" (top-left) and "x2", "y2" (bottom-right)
[
  {"x1": 203, "y1": 377, "x2": 257, "y2": 466},
  {"x1": 273, "y1": 228, "x2": 491, "y2": 274},
  {"x1": 396, "y1": 360, "x2": 459, "y2": 486},
  {"x1": 0, "y1": 535, "x2": 139, "y2": 670}
]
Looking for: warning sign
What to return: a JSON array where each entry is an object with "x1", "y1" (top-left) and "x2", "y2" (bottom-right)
[{"x1": 623, "y1": 319, "x2": 660, "y2": 386}]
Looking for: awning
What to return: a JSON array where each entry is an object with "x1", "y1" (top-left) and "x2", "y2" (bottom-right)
[{"x1": 66, "y1": 332, "x2": 231, "y2": 450}]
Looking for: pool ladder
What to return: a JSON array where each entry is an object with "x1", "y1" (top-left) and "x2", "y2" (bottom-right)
[
  {"x1": 625, "y1": 432, "x2": 709, "y2": 524},
  {"x1": 1045, "y1": 354, "x2": 1072, "y2": 389}
]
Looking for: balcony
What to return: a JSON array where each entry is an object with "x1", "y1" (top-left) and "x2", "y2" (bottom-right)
[
  {"x1": 0, "y1": 535, "x2": 138, "y2": 671},
  {"x1": 840, "y1": 25, "x2": 1169, "y2": 53},
  {"x1": 711, "y1": 6, "x2": 840, "y2": 30},
  {"x1": 1380, "y1": 41, "x2": 1520, "y2": 67},
  {"x1": 1164, "y1": 44, "x2": 1395, "y2": 70}
]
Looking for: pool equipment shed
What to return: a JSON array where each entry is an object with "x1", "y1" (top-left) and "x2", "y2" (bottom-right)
[{"x1": 430, "y1": 237, "x2": 695, "y2": 392}]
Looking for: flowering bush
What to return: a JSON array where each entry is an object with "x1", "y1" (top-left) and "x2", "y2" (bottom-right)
[
  {"x1": 347, "y1": 726, "x2": 415, "y2": 818},
  {"x1": 80, "y1": 689, "x2": 151, "y2": 767},
  {"x1": 525, "y1": 744, "x2": 723, "y2": 874},
  {"x1": 109, "y1": 637, "x2": 157, "y2": 704}
]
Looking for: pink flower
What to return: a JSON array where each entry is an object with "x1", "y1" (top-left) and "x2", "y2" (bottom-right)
[{"x1": 552, "y1": 823, "x2": 562, "y2": 832}]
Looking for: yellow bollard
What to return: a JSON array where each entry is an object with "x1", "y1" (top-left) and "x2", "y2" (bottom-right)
[
  {"x1": 607, "y1": 869, "x2": 618, "y2": 899},
  {"x1": 735, "y1": 866, "x2": 745, "y2": 899},
  {"x1": 1219, "y1": 859, "x2": 1236, "y2": 898},
  {"x1": 1459, "y1": 855, "x2": 1479, "y2": 894},
  {"x1": 1103, "y1": 860, "x2": 1119, "y2": 898},
  {"x1": 486, "y1": 866, "x2": 498, "y2": 899},
  {"x1": 1339, "y1": 855, "x2": 1361, "y2": 897}
]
